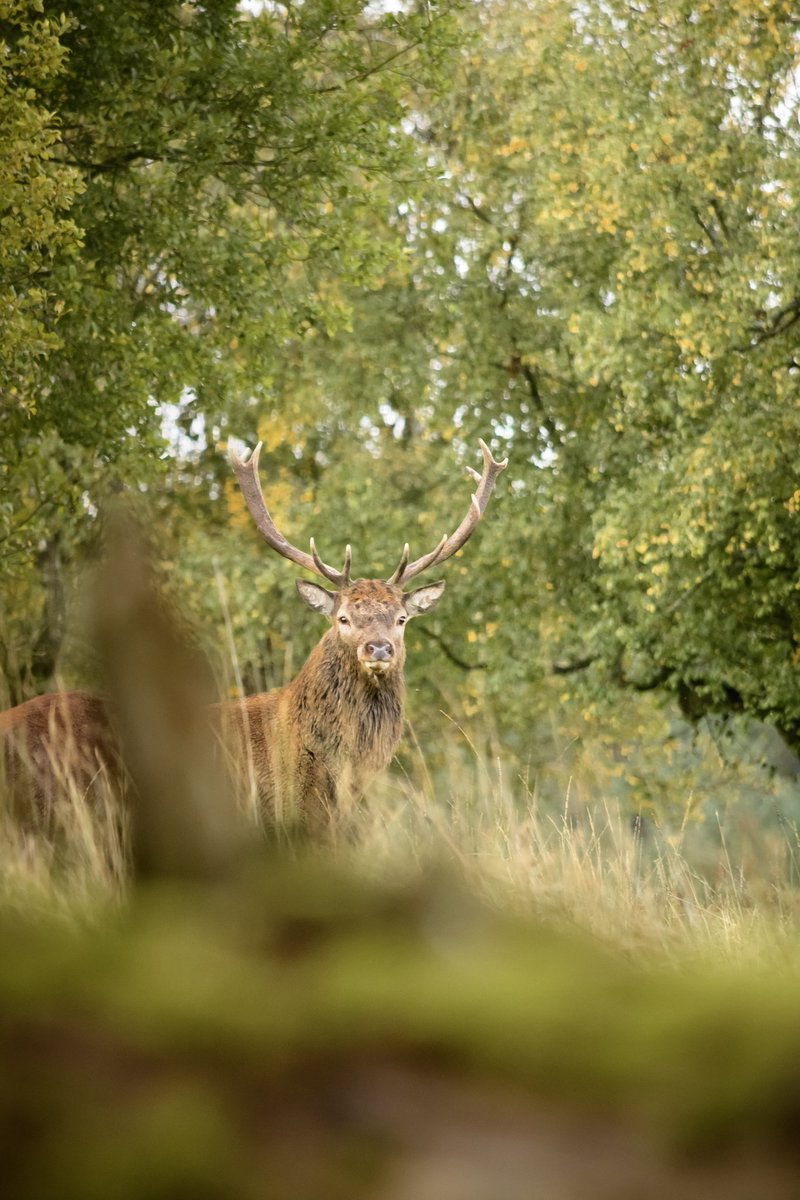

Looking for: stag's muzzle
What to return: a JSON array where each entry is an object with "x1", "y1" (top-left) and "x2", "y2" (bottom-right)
[
  {"x1": 366, "y1": 640, "x2": 393, "y2": 661},
  {"x1": 360, "y1": 640, "x2": 395, "y2": 674}
]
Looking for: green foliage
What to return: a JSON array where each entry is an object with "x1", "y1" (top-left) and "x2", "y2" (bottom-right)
[
  {"x1": 419, "y1": 0, "x2": 800, "y2": 748},
  {"x1": 257, "y1": 0, "x2": 800, "y2": 763},
  {"x1": 0, "y1": 2, "x2": 81, "y2": 414},
  {"x1": 0, "y1": 3, "x2": 82, "y2": 541},
  {"x1": 0, "y1": 0, "x2": 463, "y2": 696}
]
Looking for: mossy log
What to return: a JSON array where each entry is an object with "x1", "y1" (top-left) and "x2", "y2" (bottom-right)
[{"x1": 2, "y1": 858, "x2": 800, "y2": 1200}]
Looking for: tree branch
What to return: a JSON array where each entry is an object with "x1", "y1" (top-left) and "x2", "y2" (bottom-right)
[
  {"x1": 552, "y1": 654, "x2": 596, "y2": 675},
  {"x1": 454, "y1": 191, "x2": 495, "y2": 226},
  {"x1": 417, "y1": 625, "x2": 486, "y2": 670},
  {"x1": 741, "y1": 297, "x2": 800, "y2": 351}
]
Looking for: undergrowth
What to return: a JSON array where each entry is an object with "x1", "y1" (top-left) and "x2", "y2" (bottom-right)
[{"x1": 5, "y1": 718, "x2": 799, "y2": 969}]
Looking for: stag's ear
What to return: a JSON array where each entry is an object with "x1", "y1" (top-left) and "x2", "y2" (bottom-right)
[
  {"x1": 296, "y1": 579, "x2": 337, "y2": 616},
  {"x1": 404, "y1": 580, "x2": 445, "y2": 617}
]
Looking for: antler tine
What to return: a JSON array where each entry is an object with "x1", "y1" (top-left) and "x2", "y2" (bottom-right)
[
  {"x1": 229, "y1": 442, "x2": 349, "y2": 588},
  {"x1": 310, "y1": 537, "x2": 352, "y2": 588},
  {"x1": 387, "y1": 534, "x2": 447, "y2": 585},
  {"x1": 386, "y1": 542, "x2": 409, "y2": 586},
  {"x1": 388, "y1": 438, "x2": 508, "y2": 587}
]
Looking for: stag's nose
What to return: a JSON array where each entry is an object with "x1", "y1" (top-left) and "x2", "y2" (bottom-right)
[{"x1": 365, "y1": 639, "x2": 393, "y2": 662}]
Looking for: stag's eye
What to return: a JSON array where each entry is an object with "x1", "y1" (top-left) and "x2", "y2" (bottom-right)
[
  {"x1": 397, "y1": 615, "x2": 407, "y2": 626},
  {"x1": 338, "y1": 614, "x2": 350, "y2": 626}
]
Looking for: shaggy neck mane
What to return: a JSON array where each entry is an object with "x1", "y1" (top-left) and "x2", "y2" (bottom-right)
[{"x1": 292, "y1": 630, "x2": 404, "y2": 751}]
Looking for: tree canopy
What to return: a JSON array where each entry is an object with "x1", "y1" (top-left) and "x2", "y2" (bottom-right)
[
  {"x1": 0, "y1": 0, "x2": 460, "y2": 695},
  {"x1": 274, "y1": 0, "x2": 800, "y2": 757}
]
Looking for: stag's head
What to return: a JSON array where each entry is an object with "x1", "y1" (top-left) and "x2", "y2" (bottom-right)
[
  {"x1": 294, "y1": 577, "x2": 445, "y2": 680},
  {"x1": 229, "y1": 437, "x2": 507, "y2": 681}
]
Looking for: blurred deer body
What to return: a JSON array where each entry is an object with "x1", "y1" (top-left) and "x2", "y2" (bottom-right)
[
  {"x1": 1, "y1": 439, "x2": 507, "y2": 833},
  {"x1": 0, "y1": 690, "x2": 120, "y2": 826}
]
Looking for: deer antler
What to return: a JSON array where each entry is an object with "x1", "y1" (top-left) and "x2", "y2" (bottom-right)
[
  {"x1": 387, "y1": 438, "x2": 508, "y2": 586},
  {"x1": 230, "y1": 442, "x2": 352, "y2": 588}
]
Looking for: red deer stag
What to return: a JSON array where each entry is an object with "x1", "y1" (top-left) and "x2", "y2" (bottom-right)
[
  {"x1": 0, "y1": 439, "x2": 507, "y2": 833},
  {"x1": 220, "y1": 437, "x2": 506, "y2": 830}
]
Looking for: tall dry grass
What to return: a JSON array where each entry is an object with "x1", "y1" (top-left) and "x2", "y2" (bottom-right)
[
  {"x1": 0, "y1": 769, "x2": 127, "y2": 921},
  {"x1": 3, "y1": 705, "x2": 800, "y2": 966},
  {"x1": 344, "y1": 722, "x2": 800, "y2": 966}
]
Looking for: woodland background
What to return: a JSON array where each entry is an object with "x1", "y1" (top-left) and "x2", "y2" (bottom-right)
[
  {"x1": 4, "y1": 0, "x2": 800, "y2": 840},
  {"x1": 7, "y1": 5, "x2": 800, "y2": 1192}
]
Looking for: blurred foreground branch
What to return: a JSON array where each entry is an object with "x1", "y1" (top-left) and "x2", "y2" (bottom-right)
[{"x1": 92, "y1": 513, "x2": 244, "y2": 880}]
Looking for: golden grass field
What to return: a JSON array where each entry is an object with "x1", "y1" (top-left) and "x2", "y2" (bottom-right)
[{"x1": 4, "y1": 714, "x2": 800, "y2": 970}]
